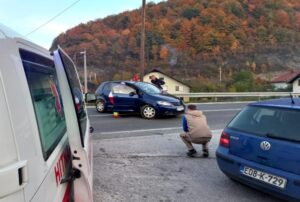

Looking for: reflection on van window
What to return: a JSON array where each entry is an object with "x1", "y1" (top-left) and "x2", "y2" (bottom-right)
[
  {"x1": 20, "y1": 49, "x2": 66, "y2": 160},
  {"x1": 58, "y1": 49, "x2": 87, "y2": 146}
]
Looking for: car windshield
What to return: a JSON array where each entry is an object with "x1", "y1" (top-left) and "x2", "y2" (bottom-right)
[
  {"x1": 134, "y1": 82, "x2": 161, "y2": 94},
  {"x1": 228, "y1": 106, "x2": 300, "y2": 142}
]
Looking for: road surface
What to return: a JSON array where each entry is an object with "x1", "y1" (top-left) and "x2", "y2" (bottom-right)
[{"x1": 89, "y1": 102, "x2": 283, "y2": 202}]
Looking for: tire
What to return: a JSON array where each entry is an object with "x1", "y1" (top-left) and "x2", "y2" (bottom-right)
[
  {"x1": 96, "y1": 100, "x2": 106, "y2": 113},
  {"x1": 141, "y1": 105, "x2": 156, "y2": 119}
]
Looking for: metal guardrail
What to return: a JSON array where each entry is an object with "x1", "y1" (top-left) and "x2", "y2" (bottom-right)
[{"x1": 173, "y1": 92, "x2": 300, "y2": 98}]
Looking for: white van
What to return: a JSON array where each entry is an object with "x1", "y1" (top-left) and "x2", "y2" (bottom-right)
[{"x1": 0, "y1": 25, "x2": 93, "y2": 202}]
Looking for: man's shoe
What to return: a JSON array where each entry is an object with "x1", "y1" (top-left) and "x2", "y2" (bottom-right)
[
  {"x1": 203, "y1": 149, "x2": 209, "y2": 158},
  {"x1": 186, "y1": 149, "x2": 197, "y2": 157}
]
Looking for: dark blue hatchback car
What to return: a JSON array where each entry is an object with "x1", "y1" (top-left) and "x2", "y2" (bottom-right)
[
  {"x1": 216, "y1": 98, "x2": 300, "y2": 201},
  {"x1": 95, "y1": 81, "x2": 185, "y2": 119}
]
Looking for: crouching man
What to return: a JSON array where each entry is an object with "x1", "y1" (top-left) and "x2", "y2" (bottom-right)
[{"x1": 180, "y1": 104, "x2": 212, "y2": 157}]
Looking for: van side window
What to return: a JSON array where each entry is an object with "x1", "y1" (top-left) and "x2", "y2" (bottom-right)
[
  {"x1": 20, "y1": 49, "x2": 67, "y2": 160},
  {"x1": 58, "y1": 50, "x2": 87, "y2": 146}
]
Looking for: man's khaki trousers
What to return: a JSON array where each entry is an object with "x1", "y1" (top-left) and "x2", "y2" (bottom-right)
[{"x1": 180, "y1": 133, "x2": 211, "y2": 151}]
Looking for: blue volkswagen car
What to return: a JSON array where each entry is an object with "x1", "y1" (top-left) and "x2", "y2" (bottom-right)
[
  {"x1": 94, "y1": 81, "x2": 185, "y2": 119},
  {"x1": 216, "y1": 98, "x2": 300, "y2": 201}
]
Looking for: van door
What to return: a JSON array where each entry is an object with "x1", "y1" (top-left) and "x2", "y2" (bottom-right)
[{"x1": 53, "y1": 47, "x2": 93, "y2": 202}]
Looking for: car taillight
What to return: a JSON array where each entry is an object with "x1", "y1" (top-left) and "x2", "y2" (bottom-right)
[
  {"x1": 220, "y1": 131, "x2": 230, "y2": 148},
  {"x1": 108, "y1": 91, "x2": 115, "y2": 105}
]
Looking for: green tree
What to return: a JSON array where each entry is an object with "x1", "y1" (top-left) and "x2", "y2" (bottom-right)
[
  {"x1": 230, "y1": 71, "x2": 255, "y2": 92},
  {"x1": 226, "y1": 2, "x2": 245, "y2": 18},
  {"x1": 182, "y1": 8, "x2": 200, "y2": 20}
]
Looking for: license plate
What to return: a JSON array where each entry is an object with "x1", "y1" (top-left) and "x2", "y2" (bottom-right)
[
  {"x1": 176, "y1": 106, "x2": 184, "y2": 111},
  {"x1": 242, "y1": 166, "x2": 287, "y2": 189}
]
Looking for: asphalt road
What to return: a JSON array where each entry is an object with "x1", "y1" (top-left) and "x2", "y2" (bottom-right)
[
  {"x1": 89, "y1": 102, "x2": 247, "y2": 139},
  {"x1": 90, "y1": 102, "x2": 283, "y2": 202}
]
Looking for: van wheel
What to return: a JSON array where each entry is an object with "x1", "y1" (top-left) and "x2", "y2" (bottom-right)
[
  {"x1": 96, "y1": 100, "x2": 106, "y2": 113},
  {"x1": 141, "y1": 105, "x2": 156, "y2": 119}
]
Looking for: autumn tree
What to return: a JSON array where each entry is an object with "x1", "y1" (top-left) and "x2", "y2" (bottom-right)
[{"x1": 50, "y1": 0, "x2": 300, "y2": 91}]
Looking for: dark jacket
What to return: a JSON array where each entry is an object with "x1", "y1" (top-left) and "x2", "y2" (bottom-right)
[{"x1": 151, "y1": 78, "x2": 165, "y2": 89}]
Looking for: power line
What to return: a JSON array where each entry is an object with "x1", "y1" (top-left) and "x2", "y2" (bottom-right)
[{"x1": 26, "y1": 0, "x2": 82, "y2": 36}]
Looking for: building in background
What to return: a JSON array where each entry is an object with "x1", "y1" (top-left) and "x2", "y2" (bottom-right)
[
  {"x1": 287, "y1": 73, "x2": 300, "y2": 93},
  {"x1": 143, "y1": 69, "x2": 190, "y2": 102},
  {"x1": 271, "y1": 70, "x2": 300, "y2": 91}
]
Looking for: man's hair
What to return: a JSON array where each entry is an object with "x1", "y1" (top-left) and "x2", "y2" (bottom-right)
[{"x1": 187, "y1": 104, "x2": 197, "y2": 110}]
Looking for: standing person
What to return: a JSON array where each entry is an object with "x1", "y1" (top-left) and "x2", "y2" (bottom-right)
[
  {"x1": 149, "y1": 75, "x2": 165, "y2": 90},
  {"x1": 132, "y1": 73, "x2": 140, "y2": 81},
  {"x1": 180, "y1": 104, "x2": 212, "y2": 157}
]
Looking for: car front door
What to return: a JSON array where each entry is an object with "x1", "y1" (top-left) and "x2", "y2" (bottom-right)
[
  {"x1": 111, "y1": 83, "x2": 139, "y2": 112},
  {"x1": 53, "y1": 47, "x2": 93, "y2": 202}
]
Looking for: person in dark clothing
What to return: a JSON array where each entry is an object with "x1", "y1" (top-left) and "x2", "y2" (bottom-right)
[{"x1": 149, "y1": 75, "x2": 165, "y2": 89}]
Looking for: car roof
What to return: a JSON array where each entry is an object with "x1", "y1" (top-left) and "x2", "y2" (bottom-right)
[
  {"x1": 125, "y1": 81, "x2": 149, "y2": 85},
  {"x1": 249, "y1": 98, "x2": 300, "y2": 110},
  {"x1": 95, "y1": 81, "x2": 144, "y2": 93},
  {"x1": 100, "y1": 81, "x2": 150, "y2": 85}
]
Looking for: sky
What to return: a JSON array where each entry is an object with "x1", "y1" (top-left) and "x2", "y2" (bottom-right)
[{"x1": 0, "y1": 0, "x2": 165, "y2": 49}]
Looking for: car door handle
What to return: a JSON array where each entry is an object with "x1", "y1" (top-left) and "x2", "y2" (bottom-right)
[{"x1": 257, "y1": 155, "x2": 269, "y2": 161}]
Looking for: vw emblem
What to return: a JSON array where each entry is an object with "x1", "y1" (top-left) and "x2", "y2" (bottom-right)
[{"x1": 260, "y1": 141, "x2": 271, "y2": 151}]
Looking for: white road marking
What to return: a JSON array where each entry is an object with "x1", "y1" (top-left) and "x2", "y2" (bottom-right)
[
  {"x1": 97, "y1": 128, "x2": 223, "y2": 136},
  {"x1": 87, "y1": 101, "x2": 251, "y2": 109},
  {"x1": 88, "y1": 108, "x2": 241, "y2": 117},
  {"x1": 89, "y1": 114, "x2": 113, "y2": 117},
  {"x1": 99, "y1": 127, "x2": 182, "y2": 135},
  {"x1": 202, "y1": 108, "x2": 241, "y2": 112},
  {"x1": 190, "y1": 101, "x2": 251, "y2": 105}
]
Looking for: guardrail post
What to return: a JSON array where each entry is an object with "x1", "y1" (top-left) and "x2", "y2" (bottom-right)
[{"x1": 183, "y1": 97, "x2": 189, "y2": 103}]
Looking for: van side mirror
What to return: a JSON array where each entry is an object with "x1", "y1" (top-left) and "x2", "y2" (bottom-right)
[{"x1": 85, "y1": 93, "x2": 96, "y2": 102}]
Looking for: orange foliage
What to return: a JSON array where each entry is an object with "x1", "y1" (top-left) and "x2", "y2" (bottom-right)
[
  {"x1": 159, "y1": 46, "x2": 169, "y2": 60},
  {"x1": 295, "y1": 12, "x2": 300, "y2": 29},
  {"x1": 276, "y1": 10, "x2": 290, "y2": 27},
  {"x1": 49, "y1": 0, "x2": 300, "y2": 82},
  {"x1": 121, "y1": 29, "x2": 130, "y2": 36},
  {"x1": 230, "y1": 40, "x2": 239, "y2": 52}
]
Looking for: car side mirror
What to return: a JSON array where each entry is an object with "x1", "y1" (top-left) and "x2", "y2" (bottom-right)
[
  {"x1": 129, "y1": 92, "x2": 136, "y2": 97},
  {"x1": 85, "y1": 93, "x2": 96, "y2": 102},
  {"x1": 138, "y1": 91, "x2": 143, "y2": 97}
]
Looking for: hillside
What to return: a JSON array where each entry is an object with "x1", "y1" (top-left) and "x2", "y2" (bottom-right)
[{"x1": 51, "y1": 0, "x2": 300, "y2": 91}]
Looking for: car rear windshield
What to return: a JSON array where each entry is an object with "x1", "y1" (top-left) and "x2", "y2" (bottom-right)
[{"x1": 228, "y1": 105, "x2": 300, "y2": 142}]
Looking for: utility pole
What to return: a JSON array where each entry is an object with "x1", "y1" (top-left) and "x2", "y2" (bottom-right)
[
  {"x1": 80, "y1": 50, "x2": 87, "y2": 93},
  {"x1": 219, "y1": 66, "x2": 222, "y2": 84},
  {"x1": 140, "y1": 0, "x2": 146, "y2": 80}
]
